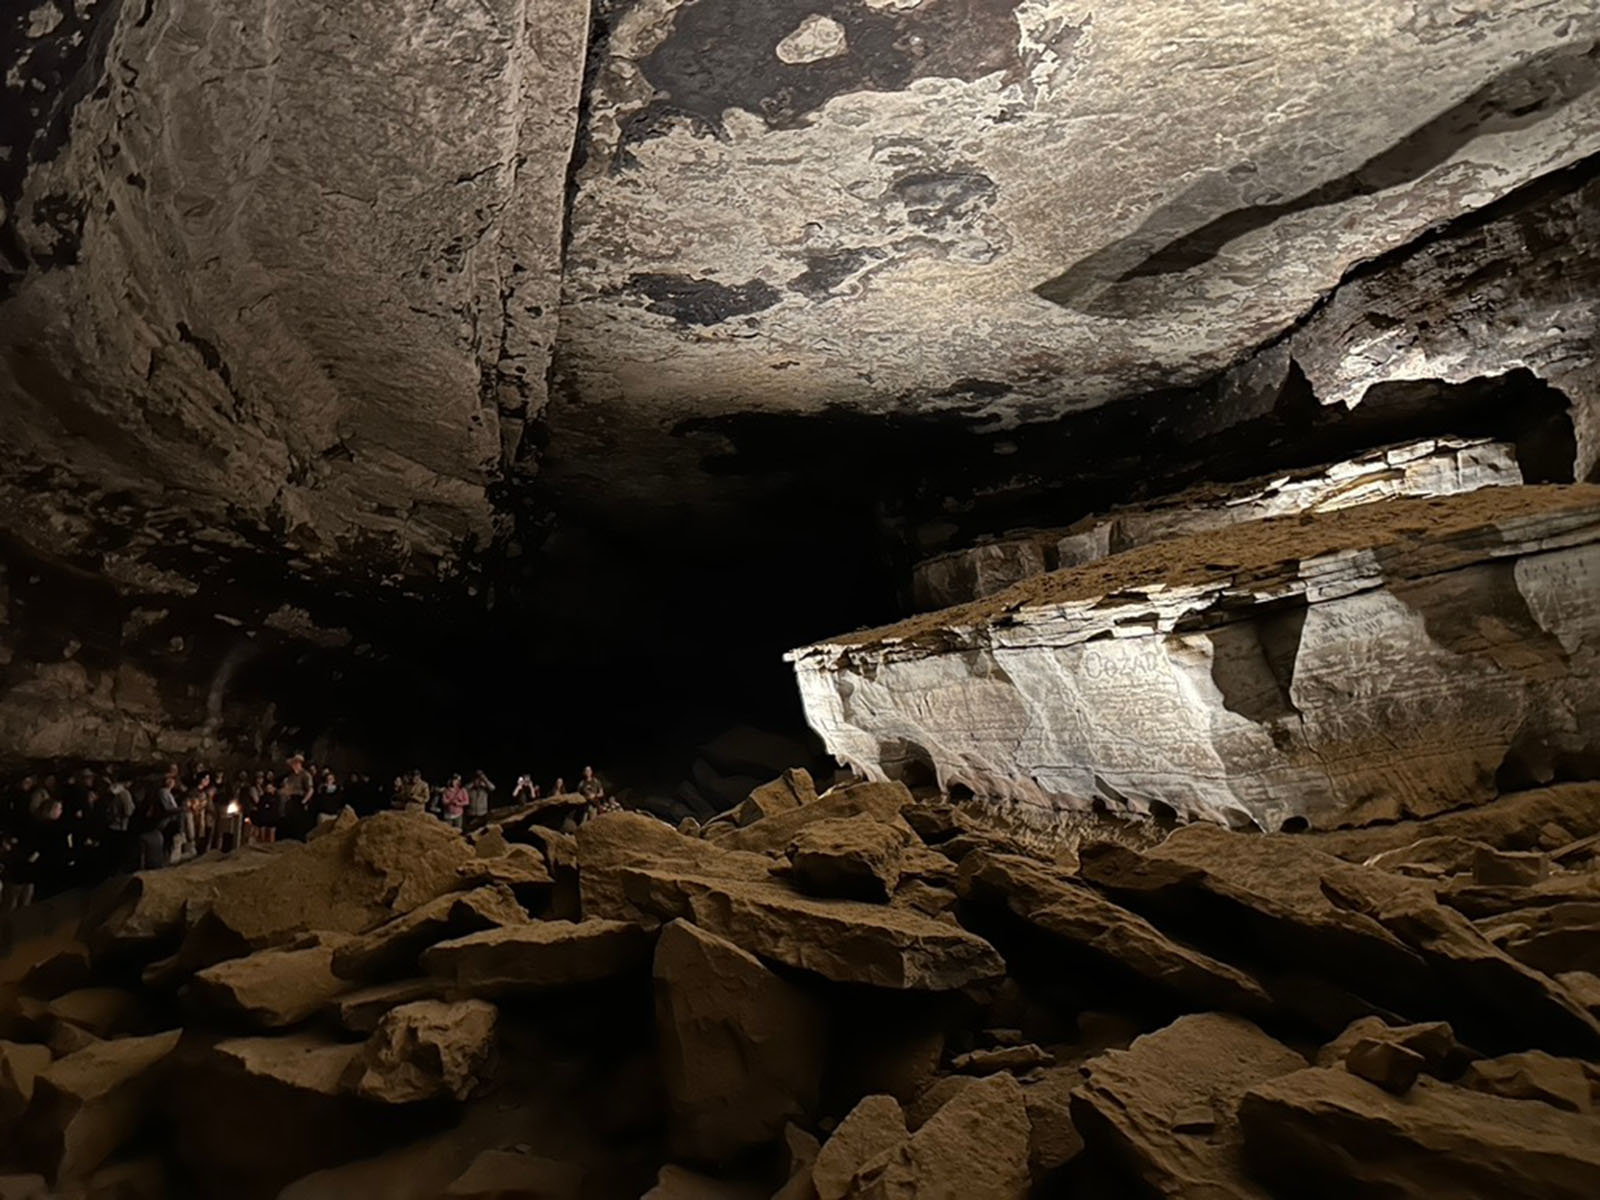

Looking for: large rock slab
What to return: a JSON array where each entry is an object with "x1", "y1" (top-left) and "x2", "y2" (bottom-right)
[
  {"x1": 787, "y1": 814, "x2": 911, "y2": 902},
  {"x1": 574, "y1": 812, "x2": 777, "y2": 926},
  {"x1": 621, "y1": 870, "x2": 1004, "y2": 990},
  {"x1": 190, "y1": 941, "x2": 352, "y2": 1030},
  {"x1": 792, "y1": 486, "x2": 1600, "y2": 832},
  {"x1": 14, "y1": 1030, "x2": 182, "y2": 1184},
  {"x1": 849, "y1": 1072, "x2": 1032, "y2": 1200},
  {"x1": 1070, "y1": 1013, "x2": 1306, "y2": 1198},
  {"x1": 653, "y1": 920, "x2": 824, "y2": 1163},
  {"x1": 331, "y1": 884, "x2": 528, "y2": 982},
  {"x1": 1240, "y1": 1067, "x2": 1600, "y2": 1198},
  {"x1": 0, "y1": 1041, "x2": 55, "y2": 1126},
  {"x1": 960, "y1": 851, "x2": 1271, "y2": 1015},
  {"x1": 713, "y1": 780, "x2": 913, "y2": 854},
  {"x1": 421, "y1": 921, "x2": 652, "y2": 995},
  {"x1": 913, "y1": 437, "x2": 1521, "y2": 608}
]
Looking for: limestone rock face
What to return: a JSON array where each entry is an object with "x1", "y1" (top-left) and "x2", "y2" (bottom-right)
[
  {"x1": 1240, "y1": 1067, "x2": 1600, "y2": 1199},
  {"x1": 792, "y1": 487, "x2": 1600, "y2": 833},
  {"x1": 653, "y1": 920, "x2": 824, "y2": 1163},
  {"x1": 913, "y1": 437, "x2": 1522, "y2": 609},
  {"x1": 190, "y1": 942, "x2": 352, "y2": 1030},
  {"x1": 348, "y1": 999, "x2": 499, "y2": 1105}
]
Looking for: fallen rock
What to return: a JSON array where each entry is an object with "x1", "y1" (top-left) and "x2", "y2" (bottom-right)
[
  {"x1": 421, "y1": 920, "x2": 651, "y2": 995},
  {"x1": 640, "y1": 1165, "x2": 764, "y2": 1200},
  {"x1": 190, "y1": 941, "x2": 351, "y2": 1029},
  {"x1": 331, "y1": 884, "x2": 528, "y2": 982},
  {"x1": 852, "y1": 1072, "x2": 1031, "y2": 1200},
  {"x1": 787, "y1": 815, "x2": 910, "y2": 902},
  {"x1": 962, "y1": 851, "x2": 1271, "y2": 1014},
  {"x1": 1364, "y1": 836, "x2": 1493, "y2": 878},
  {"x1": 1472, "y1": 847, "x2": 1550, "y2": 887},
  {"x1": 1457, "y1": 1051, "x2": 1595, "y2": 1113},
  {"x1": 18, "y1": 945, "x2": 92, "y2": 999},
  {"x1": 443, "y1": 1150, "x2": 585, "y2": 1199},
  {"x1": 44, "y1": 988, "x2": 143, "y2": 1038},
  {"x1": 653, "y1": 920, "x2": 824, "y2": 1164},
  {"x1": 347, "y1": 998, "x2": 498, "y2": 1104},
  {"x1": 792, "y1": 488, "x2": 1600, "y2": 830},
  {"x1": 1316, "y1": 1017, "x2": 1467, "y2": 1079},
  {"x1": 575, "y1": 812, "x2": 776, "y2": 926},
  {"x1": 624, "y1": 871, "x2": 1005, "y2": 990},
  {"x1": 1070, "y1": 1013, "x2": 1306, "y2": 1198},
  {"x1": 1344, "y1": 1038, "x2": 1427, "y2": 1094},
  {"x1": 1557, "y1": 970, "x2": 1600, "y2": 1016},
  {"x1": 1241, "y1": 1067, "x2": 1600, "y2": 1198},
  {"x1": 455, "y1": 845, "x2": 555, "y2": 891},
  {"x1": 1308, "y1": 783, "x2": 1600, "y2": 862},
  {"x1": 714, "y1": 781, "x2": 914, "y2": 855},
  {"x1": 950, "y1": 1045, "x2": 1053, "y2": 1075},
  {"x1": 1480, "y1": 902, "x2": 1600, "y2": 977},
  {"x1": 14, "y1": 1030, "x2": 182, "y2": 1184},
  {"x1": 1020, "y1": 1068, "x2": 1084, "y2": 1176},
  {"x1": 0, "y1": 1040, "x2": 53, "y2": 1125},
  {"x1": 329, "y1": 978, "x2": 444, "y2": 1035},
  {"x1": 811, "y1": 1095, "x2": 907, "y2": 1200},
  {"x1": 734, "y1": 769, "x2": 818, "y2": 827}
]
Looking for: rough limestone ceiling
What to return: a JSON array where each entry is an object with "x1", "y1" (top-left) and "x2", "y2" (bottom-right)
[{"x1": 553, "y1": 1, "x2": 1600, "y2": 509}]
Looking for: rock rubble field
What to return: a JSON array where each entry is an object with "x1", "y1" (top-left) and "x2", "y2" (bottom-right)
[{"x1": 1, "y1": 775, "x2": 1598, "y2": 1198}]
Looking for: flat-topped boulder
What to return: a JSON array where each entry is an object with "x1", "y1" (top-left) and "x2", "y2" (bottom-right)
[
  {"x1": 421, "y1": 921, "x2": 651, "y2": 995},
  {"x1": 793, "y1": 487, "x2": 1600, "y2": 833},
  {"x1": 190, "y1": 941, "x2": 352, "y2": 1030}
]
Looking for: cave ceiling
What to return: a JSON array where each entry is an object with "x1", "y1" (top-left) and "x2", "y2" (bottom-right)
[{"x1": 2, "y1": 0, "x2": 1599, "y2": 637}]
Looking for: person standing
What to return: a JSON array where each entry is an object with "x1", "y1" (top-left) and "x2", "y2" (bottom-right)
[
  {"x1": 404, "y1": 769, "x2": 431, "y2": 812},
  {"x1": 467, "y1": 770, "x2": 495, "y2": 825},
  {"x1": 441, "y1": 775, "x2": 469, "y2": 830},
  {"x1": 577, "y1": 765, "x2": 605, "y2": 802}
]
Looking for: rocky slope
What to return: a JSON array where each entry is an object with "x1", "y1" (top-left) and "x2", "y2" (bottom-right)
[
  {"x1": 2, "y1": 780, "x2": 1599, "y2": 1197},
  {"x1": 793, "y1": 486, "x2": 1600, "y2": 833}
]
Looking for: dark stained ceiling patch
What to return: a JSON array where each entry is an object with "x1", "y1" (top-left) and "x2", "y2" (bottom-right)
[
  {"x1": 633, "y1": 0, "x2": 1027, "y2": 138},
  {"x1": 627, "y1": 272, "x2": 783, "y2": 325}
]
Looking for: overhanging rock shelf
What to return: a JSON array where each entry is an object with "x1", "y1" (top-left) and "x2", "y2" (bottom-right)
[{"x1": 790, "y1": 486, "x2": 1600, "y2": 834}]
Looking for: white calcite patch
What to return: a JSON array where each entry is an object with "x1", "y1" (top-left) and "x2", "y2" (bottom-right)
[{"x1": 776, "y1": 15, "x2": 849, "y2": 64}]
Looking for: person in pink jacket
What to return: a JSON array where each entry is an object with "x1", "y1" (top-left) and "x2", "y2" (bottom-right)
[{"x1": 441, "y1": 774, "x2": 470, "y2": 830}]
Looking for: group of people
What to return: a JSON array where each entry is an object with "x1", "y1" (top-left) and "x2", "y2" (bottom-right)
[{"x1": 0, "y1": 755, "x2": 615, "y2": 912}]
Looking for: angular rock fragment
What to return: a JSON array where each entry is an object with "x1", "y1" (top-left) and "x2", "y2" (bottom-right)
[
  {"x1": 961, "y1": 851, "x2": 1270, "y2": 1014},
  {"x1": 735, "y1": 769, "x2": 818, "y2": 827},
  {"x1": 328, "y1": 978, "x2": 443, "y2": 1035},
  {"x1": 1019, "y1": 1068, "x2": 1084, "y2": 1177},
  {"x1": 1344, "y1": 1039, "x2": 1427, "y2": 1094},
  {"x1": 1457, "y1": 1051, "x2": 1595, "y2": 1113},
  {"x1": 811, "y1": 1095, "x2": 907, "y2": 1200},
  {"x1": 1472, "y1": 847, "x2": 1550, "y2": 887},
  {"x1": 1480, "y1": 902, "x2": 1600, "y2": 977},
  {"x1": 623, "y1": 871, "x2": 1004, "y2": 990},
  {"x1": 851, "y1": 1072, "x2": 1031, "y2": 1200},
  {"x1": 190, "y1": 940, "x2": 351, "y2": 1029},
  {"x1": 950, "y1": 1044, "x2": 1053, "y2": 1075},
  {"x1": 713, "y1": 781, "x2": 914, "y2": 855},
  {"x1": 575, "y1": 812, "x2": 776, "y2": 926},
  {"x1": 1308, "y1": 783, "x2": 1600, "y2": 862},
  {"x1": 793, "y1": 488, "x2": 1600, "y2": 831},
  {"x1": 44, "y1": 988, "x2": 143, "y2": 1038},
  {"x1": 1240, "y1": 1067, "x2": 1600, "y2": 1198},
  {"x1": 347, "y1": 999, "x2": 498, "y2": 1105},
  {"x1": 1070, "y1": 1013, "x2": 1306, "y2": 1198},
  {"x1": 19, "y1": 945, "x2": 91, "y2": 999},
  {"x1": 421, "y1": 921, "x2": 651, "y2": 995},
  {"x1": 653, "y1": 920, "x2": 823, "y2": 1164},
  {"x1": 640, "y1": 1165, "x2": 764, "y2": 1200},
  {"x1": 787, "y1": 815, "x2": 910, "y2": 901},
  {"x1": 1315, "y1": 1017, "x2": 1467, "y2": 1079},
  {"x1": 455, "y1": 844, "x2": 554, "y2": 891},
  {"x1": 14, "y1": 1030, "x2": 182, "y2": 1184},
  {"x1": 0, "y1": 1040, "x2": 53, "y2": 1125},
  {"x1": 331, "y1": 884, "x2": 528, "y2": 982}
]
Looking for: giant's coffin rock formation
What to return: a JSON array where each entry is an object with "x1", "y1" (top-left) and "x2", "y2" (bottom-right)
[{"x1": 793, "y1": 486, "x2": 1600, "y2": 833}]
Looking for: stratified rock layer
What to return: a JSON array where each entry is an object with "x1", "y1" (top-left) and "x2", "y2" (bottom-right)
[{"x1": 792, "y1": 487, "x2": 1600, "y2": 832}]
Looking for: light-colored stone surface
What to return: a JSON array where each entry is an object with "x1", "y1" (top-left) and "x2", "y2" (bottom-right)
[
  {"x1": 190, "y1": 942, "x2": 352, "y2": 1030},
  {"x1": 421, "y1": 920, "x2": 651, "y2": 994},
  {"x1": 348, "y1": 999, "x2": 499, "y2": 1104},
  {"x1": 792, "y1": 486, "x2": 1600, "y2": 832},
  {"x1": 912, "y1": 437, "x2": 1522, "y2": 609}
]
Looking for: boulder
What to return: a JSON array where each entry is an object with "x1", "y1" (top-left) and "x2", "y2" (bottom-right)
[
  {"x1": 850, "y1": 1072, "x2": 1031, "y2": 1200},
  {"x1": 791, "y1": 488, "x2": 1600, "y2": 831},
  {"x1": 329, "y1": 978, "x2": 445, "y2": 1035},
  {"x1": 653, "y1": 920, "x2": 824, "y2": 1164},
  {"x1": 622, "y1": 871, "x2": 1005, "y2": 990},
  {"x1": 1557, "y1": 970, "x2": 1600, "y2": 1016},
  {"x1": 18, "y1": 945, "x2": 92, "y2": 999},
  {"x1": 1307, "y1": 783, "x2": 1600, "y2": 862},
  {"x1": 811, "y1": 1095, "x2": 907, "y2": 1200},
  {"x1": 786, "y1": 815, "x2": 910, "y2": 902},
  {"x1": 1316, "y1": 1017, "x2": 1468, "y2": 1079},
  {"x1": 1344, "y1": 1039, "x2": 1427, "y2": 1094},
  {"x1": 949, "y1": 1044, "x2": 1053, "y2": 1075},
  {"x1": 347, "y1": 999, "x2": 498, "y2": 1105},
  {"x1": 640, "y1": 1165, "x2": 764, "y2": 1200},
  {"x1": 190, "y1": 940, "x2": 351, "y2": 1029},
  {"x1": 1240, "y1": 1067, "x2": 1600, "y2": 1198},
  {"x1": 1481, "y1": 902, "x2": 1600, "y2": 977},
  {"x1": 734, "y1": 769, "x2": 818, "y2": 827},
  {"x1": 962, "y1": 851, "x2": 1272, "y2": 1015},
  {"x1": 1069, "y1": 1013, "x2": 1306, "y2": 1198},
  {"x1": 1472, "y1": 847, "x2": 1549, "y2": 887},
  {"x1": 574, "y1": 812, "x2": 776, "y2": 926},
  {"x1": 1020, "y1": 1068, "x2": 1084, "y2": 1177},
  {"x1": 331, "y1": 884, "x2": 528, "y2": 982},
  {"x1": 443, "y1": 1150, "x2": 585, "y2": 1199},
  {"x1": 0, "y1": 1040, "x2": 53, "y2": 1125},
  {"x1": 456, "y1": 844, "x2": 555, "y2": 891},
  {"x1": 714, "y1": 781, "x2": 913, "y2": 855},
  {"x1": 1457, "y1": 1051, "x2": 1595, "y2": 1113},
  {"x1": 43, "y1": 989, "x2": 144, "y2": 1038},
  {"x1": 421, "y1": 921, "x2": 651, "y2": 995},
  {"x1": 1364, "y1": 837, "x2": 1493, "y2": 878},
  {"x1": 14, "y1": 1030, "x2": 182, "y2": 1184}
]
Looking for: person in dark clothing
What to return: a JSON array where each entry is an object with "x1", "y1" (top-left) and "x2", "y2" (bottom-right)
[{"x1": 134, "y1": 790, "x2": 173, "y2": 870}]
